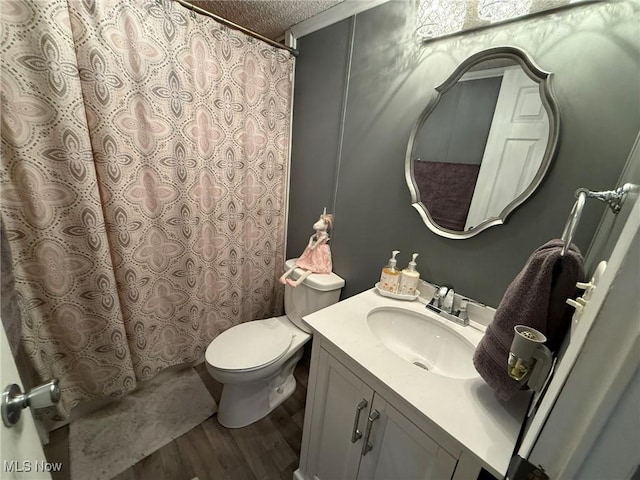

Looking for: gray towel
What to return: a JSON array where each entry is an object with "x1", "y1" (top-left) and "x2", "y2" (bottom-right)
[{"x1": 473, "y1": 239, "x2": 585, "y2": 401}]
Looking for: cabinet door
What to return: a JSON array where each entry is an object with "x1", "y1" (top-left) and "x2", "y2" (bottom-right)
[
  {"x1": 306, "y1": 349, "x2": 375, "y2": 480},
  {"x1": 356, "y1": 394, "x2": 457, "y2": 480}
]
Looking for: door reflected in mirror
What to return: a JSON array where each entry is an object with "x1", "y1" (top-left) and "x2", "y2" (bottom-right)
[{"x1": 405, "y1": 47, "x2": 559, "y2": 239}]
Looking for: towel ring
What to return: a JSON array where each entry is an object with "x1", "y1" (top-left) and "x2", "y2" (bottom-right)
[{"x1": 560, "y1": 183, "x2": 637, "y2": 256}]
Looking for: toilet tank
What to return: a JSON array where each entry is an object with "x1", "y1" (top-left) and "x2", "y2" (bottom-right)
[{"x1": 283, "y1": 258, "x2": 345, "y2": 334}]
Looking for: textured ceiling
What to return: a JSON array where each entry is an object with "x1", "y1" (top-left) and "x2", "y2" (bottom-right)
[{"x1": 192, "y1": 0, "x2": 344, "y2": 40}]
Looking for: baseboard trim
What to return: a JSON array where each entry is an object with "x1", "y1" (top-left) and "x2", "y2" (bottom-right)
[{"x1": 293, "y1": 468, "x2": 308, "y2": 480}]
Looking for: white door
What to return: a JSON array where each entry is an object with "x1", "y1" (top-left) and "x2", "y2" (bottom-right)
[
  {"x1": 356, "y1": 393, "x2": 456, "y2": 480},
  {"x1": 514, "y1": 133, "x2": 640, "y2": 478},
  {"x1": 0, "y1": 324, "x2": 52, "y2": 480},
  {"x1": 306, "y1": 349, "x2": 374, "y2": 480},
  {"x1": 515, "y1": 187, "x2": 640, "y2": 478},
  {"x1": 465, "y1": 67, "x2": 549, "y2": 230}
]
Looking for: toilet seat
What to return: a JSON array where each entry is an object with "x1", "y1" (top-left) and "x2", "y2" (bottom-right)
[{"x1": 206, "y1": 320, "x2": 294, "y2": 372}]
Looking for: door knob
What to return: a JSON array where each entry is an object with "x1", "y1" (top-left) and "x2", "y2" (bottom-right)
[{"x1": 2, "y1": 379, "x2": 60, "y2": 427}]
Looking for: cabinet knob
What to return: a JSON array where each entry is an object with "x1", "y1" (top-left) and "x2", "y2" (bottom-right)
[
  {"x1": 361, "y1": 409, "x2": 380, "y2": 456},
  {"x1": 351, "y1": 398, "x2": 368, "y2": 443}
]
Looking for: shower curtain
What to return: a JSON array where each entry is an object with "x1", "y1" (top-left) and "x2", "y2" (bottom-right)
[{"x1": 0, "y1": 0, "x2": 293, "y2": 419}]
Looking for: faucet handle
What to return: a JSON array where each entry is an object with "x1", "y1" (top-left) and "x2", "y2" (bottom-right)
[
  {"x1": 428, "y1": 284, "x2": 454, "y2": 309},
  {"x1": 429, "y1": 285, "x2": 446, "y2": 307},
  {"x1": 457, "y1": 298, "x2": 469, "y2": 321},
  {"x1": 435, "y1": 284, "x2": 453, "y2": 299},
  {"x1": 462, "y1": 297, "x2": 486, "y2": 308}
]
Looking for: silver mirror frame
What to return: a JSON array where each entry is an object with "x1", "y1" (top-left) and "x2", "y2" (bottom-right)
[{"x1": 405, "y1": 46, "x2": 560, "y2": 239}]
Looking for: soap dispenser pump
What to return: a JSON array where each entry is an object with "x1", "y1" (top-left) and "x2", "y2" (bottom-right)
[
  {"x1": 399, "y1": 253, "x2": 420, "y2": 296},
  {"x1": 379, "y1": 250, "x2": 401, "y2": 293}
]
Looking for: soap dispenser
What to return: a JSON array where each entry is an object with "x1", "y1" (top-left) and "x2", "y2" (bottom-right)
[
  {"x1": 379, "y1": 250, "x2": 401, "y2": 293},
  {"x1": 398, "y1": 253, "x2": 420, "y2": 296}
]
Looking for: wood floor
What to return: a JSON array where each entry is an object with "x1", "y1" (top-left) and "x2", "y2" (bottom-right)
[{"x1": 43, "y1": 352, "x2": 310, "y2": 480}]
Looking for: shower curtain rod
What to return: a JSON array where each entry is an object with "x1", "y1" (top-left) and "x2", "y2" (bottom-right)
[{"x1": 173, "y1": 0, "x2": 299, "y2": 57}]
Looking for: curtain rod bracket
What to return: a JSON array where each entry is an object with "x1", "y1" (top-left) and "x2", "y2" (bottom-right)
[{"x1": 172, "y1": 0, "x2": 299, "y2": 57}]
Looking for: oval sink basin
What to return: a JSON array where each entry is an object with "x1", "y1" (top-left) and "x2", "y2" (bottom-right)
[{"x1": 367, "y1": 306, "x2": 478, "y2": 379}]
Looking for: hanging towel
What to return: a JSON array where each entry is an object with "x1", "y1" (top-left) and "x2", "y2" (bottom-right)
[{"x1": 473, "y1": 239, "x2": 585, "y2": 401}]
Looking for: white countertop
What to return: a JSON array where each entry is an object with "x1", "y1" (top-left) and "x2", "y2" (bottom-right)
[{"x1": 302, "y1": 288, "x2": 531, "y2": 478}]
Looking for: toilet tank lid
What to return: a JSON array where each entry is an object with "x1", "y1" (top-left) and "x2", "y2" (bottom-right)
[{"x1": 285, "y1": 258, "x2": 345, "y2": 291}]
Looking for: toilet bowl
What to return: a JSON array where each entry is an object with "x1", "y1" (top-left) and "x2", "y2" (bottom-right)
[{"x1": 205, "y1": 258, "x2": 344, "y2": 428}]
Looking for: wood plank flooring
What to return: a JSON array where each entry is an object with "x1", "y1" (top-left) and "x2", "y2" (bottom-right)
[{"x1": 43, "y1": 351, "x2": 309, "y2": 480}]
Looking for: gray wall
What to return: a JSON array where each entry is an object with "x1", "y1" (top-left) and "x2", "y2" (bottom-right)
[
  {"x1": 288, "y1": 1, "x2": 640, "y2": 306},
  {"x1": 287, "y1": 18, "x2": 353, "y2": 257}
]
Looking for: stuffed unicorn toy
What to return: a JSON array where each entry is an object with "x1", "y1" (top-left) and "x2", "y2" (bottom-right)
[{"x1": 279, "y1": 208, "x2": 333, "y2": 287}]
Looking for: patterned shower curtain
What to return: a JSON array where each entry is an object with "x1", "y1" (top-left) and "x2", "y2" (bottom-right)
[{"x1": 0, "y1": 0, "x2": 292, "y2": 419}]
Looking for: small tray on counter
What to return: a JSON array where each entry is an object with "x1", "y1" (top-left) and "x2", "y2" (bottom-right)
[{"x1": 374, "y1": 282, "x2": 420, "y2": 301}]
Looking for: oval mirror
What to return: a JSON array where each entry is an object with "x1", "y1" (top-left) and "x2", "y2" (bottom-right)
[{"x1": 405, "y1": 46, "x2": 559, "y2": 239}]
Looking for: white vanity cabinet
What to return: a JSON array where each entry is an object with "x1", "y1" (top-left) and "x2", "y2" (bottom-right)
[
  {"x1": 298, "y1": 347, "x2": 458, "y2": 480},
  {"x1": 296, "y1": 289, "x2": 531, "y2": 479}
]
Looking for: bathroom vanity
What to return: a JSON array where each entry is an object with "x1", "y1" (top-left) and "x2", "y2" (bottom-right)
[{"x1": 294, "y1": 288, "x2": 531, "y2": 480}]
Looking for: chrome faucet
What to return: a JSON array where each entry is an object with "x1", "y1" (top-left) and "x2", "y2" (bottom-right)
[
  {"x1": 426, "y1": 284, "x2": 469, "y2": 326},
  {"x1": 441, "y1": 286, "x2": 455, "y2": 313},
  {"x1": 428, "y1": 284, "x2": 453, "y2": 311}
]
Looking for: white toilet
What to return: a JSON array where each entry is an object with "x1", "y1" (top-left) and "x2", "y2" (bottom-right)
[{"x1": 205, "y1": 258, "x2": 345, "y2": 428}]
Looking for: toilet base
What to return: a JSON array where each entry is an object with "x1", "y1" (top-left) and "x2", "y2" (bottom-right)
[{"x1": 216, "y1": 347, "x2": 304, "y2": 428}]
